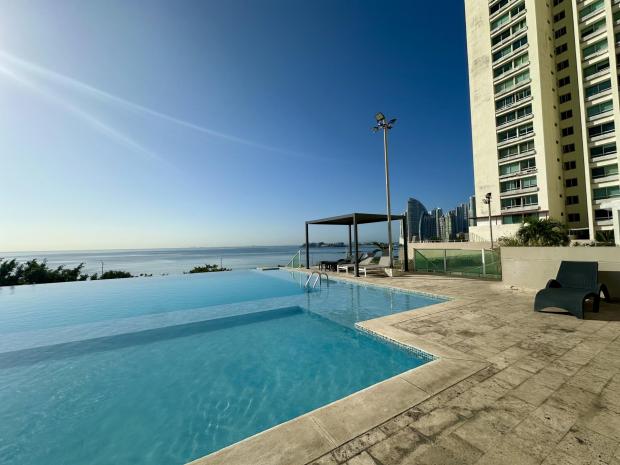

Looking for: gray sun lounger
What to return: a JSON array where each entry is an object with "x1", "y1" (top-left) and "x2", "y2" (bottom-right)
[{"x1": 534, "y1": 261, "x2": 611, "y2": 319}]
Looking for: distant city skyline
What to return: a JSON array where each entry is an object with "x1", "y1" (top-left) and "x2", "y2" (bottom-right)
[
  {"x1": 402, "y1": 197, "x2": 472, "y2": 242},
  {"x1": 1, "y1": 1, "x2": 473, "y2": 252}
]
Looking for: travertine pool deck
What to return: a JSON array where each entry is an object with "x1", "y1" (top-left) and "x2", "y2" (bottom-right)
[{"x1": 190, "y1": 272, "x2": 620, "y2": 465}]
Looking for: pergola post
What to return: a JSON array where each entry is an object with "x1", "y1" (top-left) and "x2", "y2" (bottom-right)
[
  {"x1": 353, "y1": 214, "x2": 359, "y2": 277},
  {"x1": 348, "y1": 225, "x2": 352, "y2": 258},
  {"x1": 402, "y1": 217, "x2": 409, "y2": 271},
  {"x1": 305, "y1": 222, "x2": 310, "y2": 269}
]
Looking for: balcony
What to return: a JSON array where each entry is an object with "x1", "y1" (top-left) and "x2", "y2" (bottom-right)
[
  {"x1": 491, "y1": 28, "x2": 528, "y2": 54},
  {"x1": 499, "y1": 186, "x2": 539, "y2": 198},
  {"x1": 498, "y1": 166, "x2": 538, "y2": 180},
  {"x1": 497, "y1": 130, "x2": 535, "y2": 148},
  {"x1": 498, "y1": 148, "x2": 536, "y2": 164},
  {"x1": 500, "y1": 203, "x2": 540, "y2": 213}
]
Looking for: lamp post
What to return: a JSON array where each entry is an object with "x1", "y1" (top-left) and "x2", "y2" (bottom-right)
[
  {"x1": 482, "y1": 192, "x2": 494, "y2": 249},
  {"x1": 373, "y1": 112, "x2": 397, "y2": 269}
]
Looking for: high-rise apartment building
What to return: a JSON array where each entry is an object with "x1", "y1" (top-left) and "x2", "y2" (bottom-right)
[{"x1": 465, "y1": 0, "x2": 620, "y2": 241}]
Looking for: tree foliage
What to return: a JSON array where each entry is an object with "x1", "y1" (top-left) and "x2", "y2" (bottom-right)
[
  {"x1": 0, "y1": 258, "x2": 89, "y2": 286},
  {"x1": 98, "y1": 270, "x2": 133, "y2": 280},
  {"x1": 498, "y1": 218, "x2": 569, "y2": 247},
  {"x1": 187, "y1": 264, "x2": 230, "y2": 273},
  {"x1": 0, "y1": 258, "x2": 134, "y2": 286}
]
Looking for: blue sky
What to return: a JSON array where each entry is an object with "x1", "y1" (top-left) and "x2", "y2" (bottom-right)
[{"x1": 0, "y1": 0, "x2": 472, "y2": 251}]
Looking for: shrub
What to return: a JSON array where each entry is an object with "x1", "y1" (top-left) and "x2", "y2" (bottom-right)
[
  {"x1": 0, "y1": 258, "x2": 87, "y2": 286},
  {"x1": 99, "y1": 270, "x2": 133, "y2": 280},
  {"x1": 498, "y1": 218, "x2": 569, "y2": 247},
  {"x1": 187, "y1": 264, "x2": 230, "y2": 273}
]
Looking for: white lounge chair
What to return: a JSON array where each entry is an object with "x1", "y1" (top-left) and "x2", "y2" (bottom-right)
[
  {"x1": 359, "y1": 256, "x2": 392, "y2": 277},
  {"x1": 337, "y1": 256, "x2": 374, "y2": 274}
]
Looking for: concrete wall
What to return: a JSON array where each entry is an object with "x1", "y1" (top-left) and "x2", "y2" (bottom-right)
[{"x1": 501, "y1": 246, "x2": 620, "y2": 297}]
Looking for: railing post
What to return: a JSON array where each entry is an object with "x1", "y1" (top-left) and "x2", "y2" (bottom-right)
[
  {"x1": 443, "y1": 249, "x2": 447, "y2": 273},
  {"x1": 481, "y1": 249, "x2": 486, "y2": 276}
]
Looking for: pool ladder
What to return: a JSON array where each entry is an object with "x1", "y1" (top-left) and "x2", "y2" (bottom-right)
[{"x1": 305, "y1": 271, "x2": 329, "y2": 289}]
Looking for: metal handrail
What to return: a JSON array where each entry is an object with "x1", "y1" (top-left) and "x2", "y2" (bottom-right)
[
  {"x1": 304, "y1": 271, "x2": 329, "y2": 288},
  {"x1": 286, "y1": 249, "x2": 303, "y2": 268}
]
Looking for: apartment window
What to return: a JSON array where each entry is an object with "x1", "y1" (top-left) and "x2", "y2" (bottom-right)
[
  {"x1": 561, "y1": 126, "x2": 574, "y2": 137},
  {"x1": 583, "y1": 59, "x2": 609, "y2": 78},
  {"x1": 595, "y1": 209, "x2": 613, "y2": 220},
  {"x1": 558, "y1": 76, "x2": 570, "y2": 87},
  {"x1": 500, "y1": 176, "x2": 537, "y2": 193},
  {"x1": 492, "y1": 52, "x2": 529, "y2": 81},
  {"x1": 498, "y1": 140, "x2": 535, "y2": 159},
  {"x1": 593, "y1": 185, "x2": 620, "y2": 200},
  {"x1": 567, "y1": 213, "x2": 580, "y2": 223},
  {"x1": 553, "y1": 11, "x2": 565, "y2": 23},
  {"x1": 495, "y1": 86, "x2": 531, "y2": 110},
  {"x1": 501, "y1": 194, "x2": 538, "y2": 209},
  {"x1": 557, "y1": 60, "x2": 569, "y2": 71},
  {"x1": 564, "y1": 160, "x2": 577, "y2": 170},
  {"x1": 496, "y1": 104, "x2": 532, "y2": 127},
  {"x1": 499, "y1": 157, "x2": 536, "y2": 176},
  {"x1": 489, "y1": 0, "x2": 509, "y2": 15},
  {"x1": 580, "y1": 0, "x2": 604, "y2": 21},
  {"x1": 582, "y1": 39, "x2": 607, "y2": 60},
  {"x1": 585, "y1": 79, "x2": 611, "y2": 98},
  {"x1": 592, "y1": 164, "x2": 619, "y2": 179},
  {"x1": 493, "y1": 36, "x2": 528, "y2": 63},
  {"x1": 554, "y1": 27, "x2": 567, "y2": 39},
  {"x1": 587, "y1": 100, "x2": 613, "y2": 118},
  {"x1": 555, "y1": 43, "x2": 568, "y2": 55},
  {"x1": 560, "y1": 109, "x2": 573, "y2": 120},
  {"x1": 565, "y1": 178, "x2": 578, "y2": 187},
  {"x1": 492, "y1": 29, "x2": 511, "y2": 47},
  {"x1": 559, "y1": 93, "x2": 572, "y2": 104},
  {"x1": 591, "y1": 143, "x2": 617, "y2": 159},
  {"x1": 562, "y1": 143, "x2": 575, "y2": 153},
  {"x1": 566, "y1": 195, "x2": 579, "y2": 205},
  {"x1": 581, "y1": 19, "x2": 606, "y2": 39},
  {"x1": 588, "y1": 121, "x2": 615, "y2": 138},
  {"x1": 498, "y1": 122, "x2": 533, "y2": 143},
  {"x1": 494, "y1": 70, "x2": 530, "y2": 94}
]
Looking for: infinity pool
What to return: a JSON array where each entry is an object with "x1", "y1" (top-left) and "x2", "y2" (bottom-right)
[{"x1": 0, "y1": 270, "x2": 443, "y2": 465}]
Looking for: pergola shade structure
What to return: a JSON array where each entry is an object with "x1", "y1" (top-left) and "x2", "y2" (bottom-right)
[{"x1": 305, "y1": 213, "x2": 408, "y2": 277}]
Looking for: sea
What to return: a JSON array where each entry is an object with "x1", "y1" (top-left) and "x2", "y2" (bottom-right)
[{"x1": 0, "y1": 246, "x2": 381, "y2": 276}]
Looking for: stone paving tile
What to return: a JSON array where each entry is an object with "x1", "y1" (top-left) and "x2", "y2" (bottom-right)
[
  {"x1": 508, "y1": 415, "x2": 569, "y2": 462},
  {"x1": 366, "y1": 426, "x2": 428, "y2": 464},
  {"x1": 330, "y1": 428, "x2": 387, "y2": 463},
  {"x1": 551, "y1": 425, "x2": 617, "y2": 464},
  {"x1": 578, "y1": 408, "x2": 620, "y2": 443},
  {"x1": 344, "y1": 452, "x2": 376, "y2": 465},
  {"x1": 308, "y1": 454, "x2": 339, "y2": 465},
  {"x1": 412, "y1": 433, "x2": 483, "y2": 465},
  {"x1": 510, "y1": 378, "x2": 557, "y2": 406}
]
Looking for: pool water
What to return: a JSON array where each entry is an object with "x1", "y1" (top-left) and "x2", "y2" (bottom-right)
[{"x1": 0, "y1": 270, "x2": 443, "y2": 465}]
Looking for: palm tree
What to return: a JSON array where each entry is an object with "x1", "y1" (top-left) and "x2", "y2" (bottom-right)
[{"x1": 515, "y1": 218, "x2": 569, "y2": 246}]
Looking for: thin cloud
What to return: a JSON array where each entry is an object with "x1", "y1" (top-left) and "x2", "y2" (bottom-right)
[
  {"x1": 0, "y1": 64, "x2": 163, "y2": 162},
  {"x1": 0, "y1": 50, "x2": 311, "y2": 159}
]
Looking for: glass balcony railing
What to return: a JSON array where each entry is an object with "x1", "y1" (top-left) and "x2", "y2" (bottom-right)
[{"x1": 412, "y1": 249, "x2": 502, "y2": 279}]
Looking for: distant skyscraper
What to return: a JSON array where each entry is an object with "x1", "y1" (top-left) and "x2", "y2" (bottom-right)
[
  {"x1": 469, "y1": 195, "x2": 477, "y2": 228},
  {"x1": 404, "y1": 198, "x2": 473, "y2": 242},
  {"x1": 405, "y1": 198, "x2": 428, "y2": 241}
]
